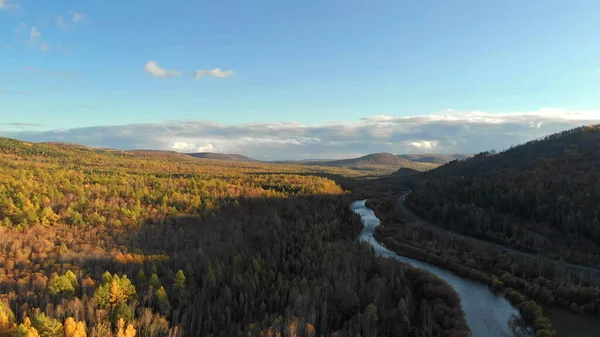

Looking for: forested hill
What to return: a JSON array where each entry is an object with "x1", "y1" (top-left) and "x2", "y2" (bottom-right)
[
  {"x1": 397, "y1": 154, "x2": 469, "y2": 165},
  {"x1": 304, "y1": 152, "x2": 438, "y2": 173},
  {"x1": 187, "y1": 152, "x2": 259, "y2": 162},
  {"x1": 405, "y1": 125, "x2": 600, "y2": 267},
  {"x1": 391, "y1": 168, "x2": 420, "y2": 177},
  {"x1": 0, "y1": 137, "x2": 469, "y2": 337},
  {"x1": 0, "y1": 137, "x2": 127, "y2": 158}
]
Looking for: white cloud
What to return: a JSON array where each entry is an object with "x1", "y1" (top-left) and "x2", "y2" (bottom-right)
[
  {"x1": 25, "y1": 27, "x2": 49, "y2": 52},
  {"x1": 407, "y1": 140, "x2": 438, "y2": 150},
  {"x1": 0, "y1": 122, "x2": 42, "y2": 127},
  {"x1": 0, "y1": 0, "x2": 19, "y2": 10},
  {"x1": 194, "y1": 68, "x2": 234, "y2": 79},
  {"x1": 171, "y1": 141, "x2": 195, "y2": 151},
  {"x1": 144, "y1": 61, "x2": 182, "y2": 78},
  {"x1": 367, "y1": 115, "x2": 396, "y2": 122},
  {"x1": 172, "y1": 141, "x2": 214, "y2": 152},
  {"x1": 197, "y1": 143, "x2": 215, "y2": 152},
  {"x1": 29, "y1": 27, "x2": 41, "y2": 39},
  {"x1": 428, "y1": 108, "x2": 599, "y2": 123},
  {"x1": 57, "y1": 11, "x2": 85, "y2": 28},
  {"x1": 57, "y1": 16, "x2": 67, "y2": 28},
  {"x1": 24, "y1": 27, "x2": 45, "y2": 51},
  {"x1": 2, "y1": 108, "x2": 600, "y2": 160},
  {"x1": 69, "y1": 11, "x2": 85, "y2": 23}
]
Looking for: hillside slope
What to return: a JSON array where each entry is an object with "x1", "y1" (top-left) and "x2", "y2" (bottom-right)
[
  {"x1": 187, "y1": 152, "x2": 258, "y2": 162},
  {"x1": 397, "y1": 154, "x2": 469, "y2": 165},
  {"x1": 391, "y1": 167, "x2": 420, "y2": 177},
  {"x1": 405, "y1": 125, "x2": 600, "y2": 267},
  {"x1": 305, "y1": 152, "x2": 438, "y2": 173}
]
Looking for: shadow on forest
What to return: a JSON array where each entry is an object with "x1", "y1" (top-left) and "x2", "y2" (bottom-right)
[
  {"x1": 60, "y1": 189, "x2": 471, "y2": 337},
  {"x1": 0, "y1": 168, "x2": 551, "y2": 337}
]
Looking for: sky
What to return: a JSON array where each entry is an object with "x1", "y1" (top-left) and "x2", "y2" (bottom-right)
[{"x1": 1, "y1": 0, "x2": 599, "y2": 159}]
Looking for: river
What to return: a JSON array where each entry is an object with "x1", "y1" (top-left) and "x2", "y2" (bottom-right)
[{"x1": 351, "y1": 199, "x2": 532, "y2": 337}]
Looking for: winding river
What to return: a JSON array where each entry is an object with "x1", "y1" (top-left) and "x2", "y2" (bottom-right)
[{"x1": 351, "y1": 200, "x2": 532, "y2": 337}]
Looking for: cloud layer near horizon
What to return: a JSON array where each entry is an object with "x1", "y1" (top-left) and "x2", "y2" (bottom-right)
[{"x1": 2, "y1": 109, "x2": 599, "y2": 160}]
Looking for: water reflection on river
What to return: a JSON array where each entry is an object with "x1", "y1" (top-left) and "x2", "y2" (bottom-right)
[{"x1": 351, "y1": 200, "x2": 532, "y2": 337}]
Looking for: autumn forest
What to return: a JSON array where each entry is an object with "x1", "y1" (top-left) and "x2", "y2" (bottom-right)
[
  {"x1": 1, "y1": 125, "x2": 599, "y2": 337},
  {"x1": 0, "y1": 137, "x2": 468, "y2": 337}
]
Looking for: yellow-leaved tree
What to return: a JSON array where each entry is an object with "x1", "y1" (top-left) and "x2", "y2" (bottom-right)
[
  {"x1": 64, "y1": 317, "x2": 86, "y2": 337},
  {"x1": 15, "y1": 318, "x2": 40, "y2": 337},
  {"x1": 0, "y1": 300, "x2": 16, "y2": 335},
  {"x1": 115, "y1": 318, "x2": 136, "y2": 337}
]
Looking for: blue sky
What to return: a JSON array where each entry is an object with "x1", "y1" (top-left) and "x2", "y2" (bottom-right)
[{"x1": 1, "y1": 0, "x2": 599, "y2": 158}]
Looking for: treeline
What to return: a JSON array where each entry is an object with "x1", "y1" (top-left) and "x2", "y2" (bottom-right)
[
  {"x1": 0, "y1": 138, "x2": 470, "y2": 336},
  {"x1": 404, "y1": 125, "x2": 600, "y2": 268}
]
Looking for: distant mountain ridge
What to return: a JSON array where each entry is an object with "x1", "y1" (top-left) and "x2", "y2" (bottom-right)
[
  {"x1": 397, "y1": 154, "x2": 470, "y2": 165},
  {"x1": 301, "y1": 152, "x2": 439, "y2": 172},
  {"x1": 185, "y1": 151, "x2": 447, "y2": 172},
  {"x1": 187, "y1": 152, "x2": 259, "y2": 162},
  {"x1": 1, "y1": 136, "x2": 459, "y2": 174},
  {"x1": 183, "y1": 152, "x2": 442, "y2": 174},
  {"x1": 307, "y1": 152, "x2": 409, "y2": 166}
]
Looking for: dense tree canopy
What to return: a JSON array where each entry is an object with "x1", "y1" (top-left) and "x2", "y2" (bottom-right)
[
  {"x1": 0, "y1": 138, "x2": 468, "y2": 337},
  {"x1": 405, "y1": 125, "x2": 600, "y2": 268}
]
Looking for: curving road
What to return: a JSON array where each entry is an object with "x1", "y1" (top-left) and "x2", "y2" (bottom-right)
[{"x1": 397, "y1": 189, "x2": 600, "y2": 274}]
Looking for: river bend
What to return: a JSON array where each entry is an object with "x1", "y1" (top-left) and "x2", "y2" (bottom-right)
[{"x1": 351, "y1": 200, "x2": 531, "y2": 337}]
